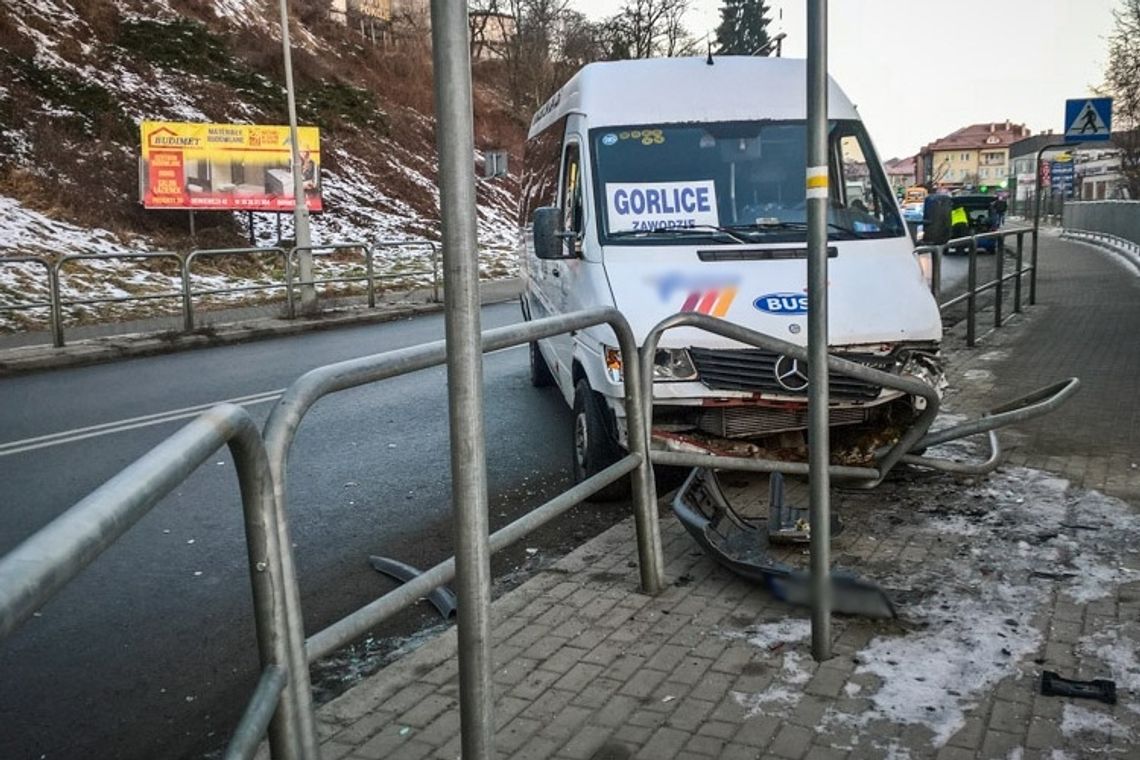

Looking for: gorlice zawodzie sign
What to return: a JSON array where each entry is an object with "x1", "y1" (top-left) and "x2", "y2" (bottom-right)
[{"x1": 139, "y1": 122, "x2": 322, "y2": 212}]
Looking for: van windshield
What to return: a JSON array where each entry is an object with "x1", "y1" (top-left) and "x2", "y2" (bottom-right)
[{"x1": 590, "y1": 120, "x2": 904, "y2": 245}]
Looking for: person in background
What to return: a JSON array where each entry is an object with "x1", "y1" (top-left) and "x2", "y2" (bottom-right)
[
  {"x1": 992, "y1": 194, "x2": 1008, "y2": 227},
  {"x1": 950, "y1": 202, "x2": 970, "y2": 240}
]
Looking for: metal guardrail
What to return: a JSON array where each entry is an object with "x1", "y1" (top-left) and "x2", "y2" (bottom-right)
[
  {"x1": 286, "y1": 241, "x2": 439, "y2": 317},
  {"x1": 916, "y1": 227, "x2": 1035, "y2": 347},
  {"x1": 185, "y1": 247, "x2": 292, "y2": 331},
  {"x1": 1062, "y1": 199, "x2": 1140, "y2": 247},
  {"x1": 0, "y1": 241, "x2": 440, "y2": 347},
  {"x1": 0, "y1": 404, "x2": 305, "y2": 760},
  {"x1": 0, "y1": 307, "x2": 662, "y2": 760},
  {"x1": 54, "y1": 252, "x2": 185, "y2": 348},
  {"x1": 0, "y1": 256, "x2": 58, "y2": 343}
]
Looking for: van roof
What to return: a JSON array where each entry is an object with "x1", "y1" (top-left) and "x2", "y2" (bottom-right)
[{"x1": 528, "y1": 56, "x2": 860, "y2": 139}]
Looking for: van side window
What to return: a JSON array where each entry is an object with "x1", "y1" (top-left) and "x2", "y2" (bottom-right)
[
  {"x1": 832, "y1": 130, "x2": 903, "y2": 235},
  {"x1": 561, "y1": 143, "x2": 583, "y2": 236},
  {"x1": 520, "y1": 115, "x2": 568, "y2": 225}
]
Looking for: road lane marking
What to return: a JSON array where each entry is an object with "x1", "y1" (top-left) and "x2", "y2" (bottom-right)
[
  {"x1": 0, "y1": 345, "x2": 531, "y2": 457},
  {"x1": 0, "y1": 390, "x2": 284, "y2": 457}
]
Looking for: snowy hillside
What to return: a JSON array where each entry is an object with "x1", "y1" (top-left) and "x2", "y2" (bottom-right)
[{"x1": 0, "y1": 0, "x2": 524, "y2": 331}]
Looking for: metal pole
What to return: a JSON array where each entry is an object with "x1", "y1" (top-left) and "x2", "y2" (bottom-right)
[
  {"x1": 430, "y1": 2, "x2": 494, "y2": 758},
  {"x1": 278, "y1": 0, "x2": 316, "y2": 315},
  {"x1": 966, "y1": 238, "x2": 978, "y2": 347},
  {"x1": 805, "y1": 0, "x2": 832, "y2": 662}
]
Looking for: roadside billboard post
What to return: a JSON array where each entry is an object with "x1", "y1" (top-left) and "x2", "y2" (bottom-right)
[{"x1": 806, "y1": 0, "x2": 833, "y2": 662}]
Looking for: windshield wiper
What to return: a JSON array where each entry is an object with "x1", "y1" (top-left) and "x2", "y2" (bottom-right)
[
  {"x1": 727, "y1": 220, "x2": 875, "y2": 239},
  {"x1": 609, "y1": 224, "x2": 750, "y2": 244}
]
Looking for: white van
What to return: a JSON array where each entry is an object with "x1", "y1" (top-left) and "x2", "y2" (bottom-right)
[{"x1": 518, "y1": 57, "x2": 942, "y2": 498}]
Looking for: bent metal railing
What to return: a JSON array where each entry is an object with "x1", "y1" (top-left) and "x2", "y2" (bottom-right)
[
  {"x1": 0, "y1": 307, "x2": 661, "y2": 760},
  {"x1": 0, "y1": 404, "x2": 305, "y2": 760},
  {"x1": 638, "y1": 312, "x2": 1080, "y2": 486},
  {"x1": 259, "y1": 307, "x2": 662, "y2": 758},
  {"x1": 1, "y1": 241, "x2": 440, "y2": 348}
]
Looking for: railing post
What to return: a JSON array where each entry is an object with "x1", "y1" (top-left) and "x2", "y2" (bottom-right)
[
  {"x1": 182, "y1": 252, "x2": 195, "y2": 332},
  {"x1": 931, "y1": 245, "x2": 943, "y2": 303},
  {"x1": 284, "y1": 249, "x2": 296, "y2": 319},
  {"x1": 994, "y1": 235, "x2": 1005, "y2": 329},
  {"x1": 48, "y1": 262, "x2": 64, "y2": 348},
  {"x1": 1030, "y1": 228, "x2": 1039, "y2": 306},
  {"x1": 365, "y1": 244, "x2": 376, "y2": 309},
  {"x1": 1014, "y1": 232, "x2": 1024, "y2": 313},
  {"x1": 431, "y1": 243, "x2": 441, "y2": 303},
  {"x1": 966, "y1": 237, "x2": 978, "y2": 347}
]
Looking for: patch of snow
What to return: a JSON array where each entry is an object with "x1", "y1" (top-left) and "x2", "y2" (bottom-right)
[
  {"x1": 1077, "y1": 623, "x2": 1140, "y2": 691},
  {"x1": 1060, "y1": 703, "x2": 1131, "y2": 740},
  {"x1": 722, "y1": 617, "x2": 811, "y2": 650}
]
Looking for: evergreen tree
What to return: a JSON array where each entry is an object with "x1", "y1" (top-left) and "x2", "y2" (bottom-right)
[{"x1": 715, "y1": 0, "x2": 772, "y2": 56}]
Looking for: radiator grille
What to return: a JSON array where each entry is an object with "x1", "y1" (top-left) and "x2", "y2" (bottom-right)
[
  {"x1": 697, "y1": 405, "x2": 869, "y2": 438},
  {"x1": 688, "y1": 347, "x2": 889, "y2": 400}
]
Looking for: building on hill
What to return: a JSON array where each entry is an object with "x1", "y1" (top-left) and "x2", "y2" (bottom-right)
[{"x1": 918, "y1": 121, "x2": 1031, "y2": 191}]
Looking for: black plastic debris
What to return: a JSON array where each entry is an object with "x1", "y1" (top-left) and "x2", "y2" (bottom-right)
[
  {"x1": 1040, "y1": 671, "x2": 1117, "y2": 704},
  {"x1": 671, "y1": 467, "x2": 896, "y2": 619},
  {"x1": 368, "y1": 556, "x2": 458, "y2": 620}
]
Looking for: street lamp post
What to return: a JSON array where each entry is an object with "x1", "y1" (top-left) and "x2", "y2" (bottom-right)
[{"x1": 278, "y1": 0, "x2": 317, "y2": 315}]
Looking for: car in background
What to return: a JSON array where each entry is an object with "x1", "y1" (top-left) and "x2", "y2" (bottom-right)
[{"x1": 947, "y1": 194, "x2": 1000, "y2": 253}]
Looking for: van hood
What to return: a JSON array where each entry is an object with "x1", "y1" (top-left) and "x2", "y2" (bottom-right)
[{"x1": 601, "y1": 241, "x2": 943, "y2": 349}]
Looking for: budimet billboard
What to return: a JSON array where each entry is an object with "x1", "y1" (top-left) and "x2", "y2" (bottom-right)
[{"x1": 139, "y1": 121, "x2": 322, "y2": 212}]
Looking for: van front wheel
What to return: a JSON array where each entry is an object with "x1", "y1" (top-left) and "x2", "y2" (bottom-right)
[{"x1": 572, "y1": 379, "x2": 629, "y2": 502}]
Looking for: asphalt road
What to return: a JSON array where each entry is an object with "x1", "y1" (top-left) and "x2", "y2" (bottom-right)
[
  {"x1": 0, "y1": 301, "x2": 619, "y2": 760},
  {"x1": 0, "y1": 258, "x2": 977, "y2": 760}
]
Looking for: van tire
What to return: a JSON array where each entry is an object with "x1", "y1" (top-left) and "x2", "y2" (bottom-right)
[
  {"x1": 572, "y1": 379, "x2": 629, "y2": 501},
  {"x1": 530, "y1": 341, "x2": 555, "y2": 388}
]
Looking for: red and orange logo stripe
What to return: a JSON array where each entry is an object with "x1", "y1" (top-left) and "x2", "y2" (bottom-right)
[{"x1": 680, "y1": 288, "x2": 737, "y2": 316}]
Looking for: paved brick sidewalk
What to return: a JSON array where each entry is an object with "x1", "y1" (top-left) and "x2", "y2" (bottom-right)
[{"x1": 306, "y1": 234, "x2": 1139, "y2": 760}]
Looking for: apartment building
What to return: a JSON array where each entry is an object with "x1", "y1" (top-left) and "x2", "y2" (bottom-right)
[{"x1": 918, "y1": 121, "x2": 1031, "y2": 190}]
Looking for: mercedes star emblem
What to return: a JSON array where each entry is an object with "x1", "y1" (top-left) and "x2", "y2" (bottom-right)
[{"x1": 773, "y1": 355, "x2": 810, "y2": 392}]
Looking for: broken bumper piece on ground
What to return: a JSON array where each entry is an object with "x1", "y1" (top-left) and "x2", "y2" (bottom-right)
[{"x1": 670, "y1": 467, "x2": 897, "y2": 619}]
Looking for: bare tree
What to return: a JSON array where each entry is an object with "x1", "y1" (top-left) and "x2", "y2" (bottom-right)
[
  {"x1": 606, "y1": 0, "x2": 694, "y2": 59},
  {"x1": 1104, "y1": 0, "x2": 1140, "y2": 198}
]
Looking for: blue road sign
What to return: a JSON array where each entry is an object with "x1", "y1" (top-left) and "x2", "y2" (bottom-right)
[{"x1": 1064, "y1": 98, "x2": 1112, "y2": 142}]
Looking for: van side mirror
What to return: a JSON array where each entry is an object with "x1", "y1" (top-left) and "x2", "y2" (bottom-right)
[
  {"x1": 533, "y1": 206, "x2": 574, "y2": 259},
  {"x1": 923, "y1": 195, "x2": 953, "y2": 246}
]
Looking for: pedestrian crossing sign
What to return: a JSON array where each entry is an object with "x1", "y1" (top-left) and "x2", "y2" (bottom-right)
[{"x1": 1064, "y1": 98, "x2": 1112, "y2": 142}]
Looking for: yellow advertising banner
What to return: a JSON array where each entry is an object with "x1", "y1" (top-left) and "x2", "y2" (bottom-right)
[{"x1": 139, "y1": 121, "x2": 322, "y2": 212}]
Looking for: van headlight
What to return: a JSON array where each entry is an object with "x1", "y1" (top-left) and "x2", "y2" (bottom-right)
[
  {"x1": 653, "y1": 348, "x2": 698, "y2": 382},
  {"x1": 602, "y1": 347, "x2": 699, "y2": 382}
]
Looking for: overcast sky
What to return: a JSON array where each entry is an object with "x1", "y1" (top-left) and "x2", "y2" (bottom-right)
[{"x1": 570, "y1": 0, "x2": 1120, "y2": 159}]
